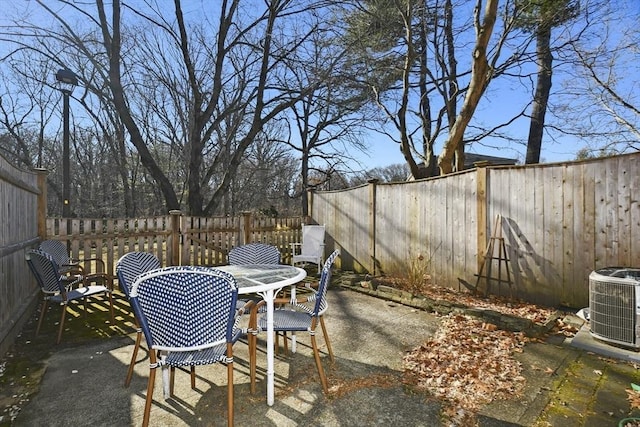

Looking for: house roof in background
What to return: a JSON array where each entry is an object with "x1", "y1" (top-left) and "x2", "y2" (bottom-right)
[
  {"x1": 406, "y1": 152, "x2": 520, "y2": 181},
  {"x1": 463, "y1": 153, "x2": 519, "y2": 168}
]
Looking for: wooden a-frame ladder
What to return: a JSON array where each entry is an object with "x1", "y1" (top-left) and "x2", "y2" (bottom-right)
[{"x1": 474, "y1": 214, "x2": 513, "y2": 297}]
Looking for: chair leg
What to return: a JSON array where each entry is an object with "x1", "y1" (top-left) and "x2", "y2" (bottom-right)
[
  {"x1": 310, "y1": 333, "x2": 329, "y2": 394},
  {"x1": 282, "y1": 332, "x2": 289, "y2": 355},
  {"x1": 142, "y1": 353, "x2": 157, "y2": 427},
  {"x1": 249, "y1": 331, "x2": 257, "y2": 394},
  {"x1": 190, "y1": 367, "x2": 196, "y2": 389},
  {"x1": 319, "y1": 316, "x2": 335, "y2": 363},
  {"x1": 125, "y1": 330, "x2": 142, "y2": 387},
  {"x1": 107, "y1": 291, "x2": 115, "y2": 323},
  {"x1": 56, "y1": 304, "x2": 67, "y2": 345},
  {"x1": 227, "y1": 343, "x2": 234, "y2": 427},
  {"x1": 169, "y1": 367, "x2": 176, "y2": 398},
  {"x1": 35, "y1": 300, "x2": 48, "y2": 337}
]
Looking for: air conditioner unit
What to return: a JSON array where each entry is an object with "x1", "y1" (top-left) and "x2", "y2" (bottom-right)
[{"x1": 589, "y1": 267, "x2": 640, "y2": 349}]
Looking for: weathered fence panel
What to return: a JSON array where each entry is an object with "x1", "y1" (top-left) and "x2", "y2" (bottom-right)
[
  {"x1": 0, "y1": 159, "x2": 42, "y2": 356},
  {"x1": 313, "y1": 184, "x2": 369, "y2": 272},
  {"x1": 45, "y1": 213, "x2": 303, "y2": 283},
  {"x1": 311, "y1": 152, "x2": 640, "y2": 308}
]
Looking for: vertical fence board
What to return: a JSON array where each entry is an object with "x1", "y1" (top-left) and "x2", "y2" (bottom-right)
[
  {"x1": 569, "y1": 164, "x2": 586, "y2": 305},
  {"x1": 631, "y1": 155, "x2": 640, "y2": 264},
  {"x1": 618, "y1": 156, "x2": 632, "y2": 266},
  {"x1": 606, "y1": 159, "x2": 620, "y2": 265},
  {"x1": 582, "y1": 164, "x2": 596, "y2": 289},
  {"x1": 532, "y1": 167, "x2": 546, "y2": 288}
]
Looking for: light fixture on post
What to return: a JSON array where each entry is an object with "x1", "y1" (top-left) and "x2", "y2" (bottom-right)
[{"x1": 55, "y1": 67, "x2": 78, "y2": 218}]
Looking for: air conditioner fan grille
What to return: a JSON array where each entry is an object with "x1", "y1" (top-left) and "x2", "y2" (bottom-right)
[{"x1": 589, "y1": 278, "x2": 637, "y2": 347}]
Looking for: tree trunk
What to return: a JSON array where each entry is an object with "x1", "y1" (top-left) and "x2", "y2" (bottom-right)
[
  {"x1": 97, "y1": 0, "x2": 180, "y2": 211},
  {"x1": 525, "y1": 25, "x2": 552, "y2": 164},
  {"x1": 438, "y1": 0, "x2": 498, "y2": 175}
]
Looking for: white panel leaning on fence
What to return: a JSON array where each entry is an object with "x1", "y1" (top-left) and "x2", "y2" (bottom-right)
[{"x1": 291, "y1": 224, "x2": 325, "y2": 273}]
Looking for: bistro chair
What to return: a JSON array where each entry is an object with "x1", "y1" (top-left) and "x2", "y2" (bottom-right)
[
  {"x1": 25, "y1": 249, "x2": 114, "y2": 345},
  {"x1": 253, "y1": 249, "x2": 339, "y2": 394},
  {"x1": 228, "y1": 243, "x2": 281, "y2": 265},
  {"x1": 115, "y1": 251, "x2": 161, "y2": 387},
  {"x1": 130, "y1": 266, "x2": 253, "y2": 427},
  {"x1": 291, "y1": 225, "x2": 325, "y2": 273},
  {"x1": 39, "y1": 239, "x2": 111, "y2": 289},
  {"x1": 228, "y1": 242, "x2": 281, "y2": 390}
]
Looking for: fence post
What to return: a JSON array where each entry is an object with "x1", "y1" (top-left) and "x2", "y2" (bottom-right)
[
  {"x1": 35, "y1": 168, "x2": 48, "y2": 240},
  {"x1": 306, "y1": 188, "x2": 314, "y2": 224},
  {"x1": 169, "y1": 210, "x2": 181, "y2": 266},
  {"x1": 368, "y1": 179, "x2": 379, "y2": 275},
  {"x1": 475, "y1": 161, "x2": 489, "y2": 273},
  {"x1": 241, "y1": 211, "x2": 252, "y2": 245}
]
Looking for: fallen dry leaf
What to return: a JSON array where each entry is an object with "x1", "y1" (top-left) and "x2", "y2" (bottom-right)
[
  {"x1": 378, "y1": 278, "x2": 558, "y2": 326},
  {"x1": 627, "y1": 388, "x2": 640, "y2": 410},
  {"x1": 403, "y1": 313, "x2": 528, "y2": 423}
]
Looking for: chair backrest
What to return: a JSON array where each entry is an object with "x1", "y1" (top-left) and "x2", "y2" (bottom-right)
[
  {"x1": 228, "y1": 243, "x2": 280, "y2": 265},
  {"x1": 312, "y1": 249, "x2": 340, "y2": 316},
  {"x1": 25, "y1": 249, "x2": 65, "y2": 295},
  {"x1": 115, "y1": 252, "x2": 161, "y2": 297},
  {"x1": 39, "y1": 240, "x2": 71, "y2": 267},
  {"x1": 130, "y1": 266, "x2": 239, "y2": 350},
  {"x1": 300, "y1": 225, "x2": 325, "y2": 257}
]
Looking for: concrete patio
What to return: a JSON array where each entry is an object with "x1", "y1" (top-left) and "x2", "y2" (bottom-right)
[{"x1": 5, "y1": 285, "x2": 640, "y2": 426}]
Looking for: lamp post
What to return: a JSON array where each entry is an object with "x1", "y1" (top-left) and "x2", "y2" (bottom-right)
[{"x1": 55, "y1": 68, "x2": 78, "y2": 218}]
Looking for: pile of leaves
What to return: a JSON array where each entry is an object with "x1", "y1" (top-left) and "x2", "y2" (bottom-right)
[
  {"x1": 378, "y1": 277, "x2": 557, "y2": 325},
  {"x1": 402, "y1": 313, "x2": 529, "y2": 425}
]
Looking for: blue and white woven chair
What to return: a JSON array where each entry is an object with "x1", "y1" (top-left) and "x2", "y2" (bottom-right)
[
  {"x1": 254, "y1": 249, "x2": 339, "y2": 394},
  {"x1": 39, "y1": 240, "x2": 78, "y2": 276},
  {"x1": 228, "y1": 243, "x2": 281, "y2": 265},
  {"x1": 39, "y1": 239, "x2": 111, "y2": 289},
  {"x1": 130, "y1": 266, "x2": 251, "y2": 427},
  {"x1": 25, "y1": 249, "x2": 114, "y2": 344},
  {"x1": 115, "y1": 251, "x2": 161, "y2": 387}
]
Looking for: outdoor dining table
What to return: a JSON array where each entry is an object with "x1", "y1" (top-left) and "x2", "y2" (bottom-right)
[{"x1": 214, "y1": 264, "x2": 307, "y2": 406}]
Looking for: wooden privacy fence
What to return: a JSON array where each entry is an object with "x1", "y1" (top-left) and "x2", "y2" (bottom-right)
[
  {"x1": 311, "y1": 152, "x2": 640, "y2": 308},
  {"x1": 0, "y1": 159, "x2": 43, "y2": 357},
  {"x1": 4, "y1": 150, "x2": 639, "y2": 356},
  {"x1": 44, "y1": 212, "x2": 304, "y2": 285}
]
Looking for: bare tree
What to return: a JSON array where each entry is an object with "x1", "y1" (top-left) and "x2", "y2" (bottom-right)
[
  {"x1": 0, "y1": 43, "x2": 64, "y2": 167},
  {"x1": 2, "y1": 0, "x2": 332, "y2": 216},
  {"x1": 557, "y1": 2, "x2": 640, "y2": 155},
  {"x1": 227, "y1": 126, "x2": 299, "y2": 216},
  {"x1": 437, "y1": 0, "x2": 502, "y2": 174},
  {"x1": 281, "y1": 17, "x2": 372, "y2": 215},
  {"x1": 512, "y1": 0, "x2": 581, "y2": 164},
  {"x1": 344, "y1": 0, "x2": 526, "y2": 177},
  {"x1": 349, "y1": 163, "x2": 409, "y2": 185},
  {"x1": 0, "y1": 2, "x2": 155, "y2": 216}
]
